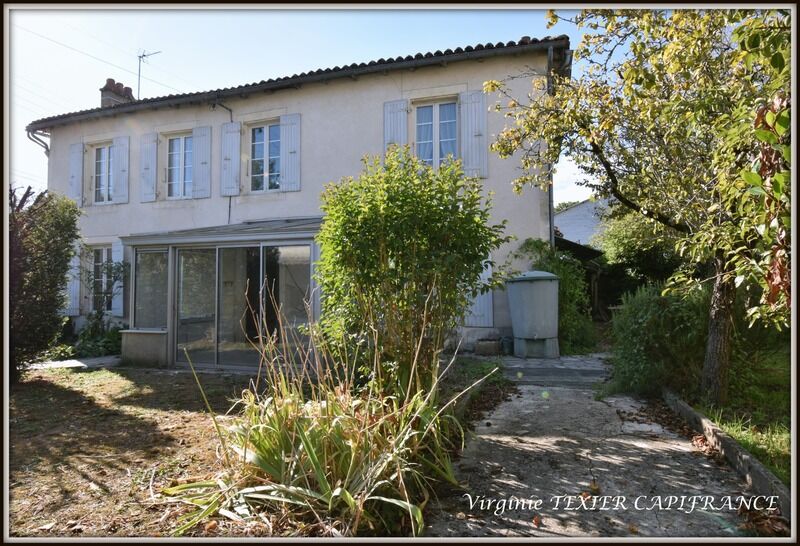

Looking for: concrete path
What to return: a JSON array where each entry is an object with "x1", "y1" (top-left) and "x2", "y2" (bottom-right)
[
  {"x1": 29, "y1": 355, "x2": 121, "y2": 370},
  {"x1": 425, "y1": 354, "x2": 750, "y2": 538}
]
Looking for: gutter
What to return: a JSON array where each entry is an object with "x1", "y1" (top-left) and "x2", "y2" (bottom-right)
[{"x1": 26, "y1": 37, "x2": 570, "y2": 132}]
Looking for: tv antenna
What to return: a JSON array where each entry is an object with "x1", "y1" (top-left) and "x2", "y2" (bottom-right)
[{"x1": 137, "y1": 49, "x2": 162, "y2": 99}]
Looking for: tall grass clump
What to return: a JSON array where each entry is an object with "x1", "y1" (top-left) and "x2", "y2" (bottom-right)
[{"x1": 164, "y1": 149, "x2": 507, "y2": 537}]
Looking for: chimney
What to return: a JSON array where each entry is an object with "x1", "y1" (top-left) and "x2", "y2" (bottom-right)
[{"x1": 100, "y1": 78, "x2": 135, "y2": 107}]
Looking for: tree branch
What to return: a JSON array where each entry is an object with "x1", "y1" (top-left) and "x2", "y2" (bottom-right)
[{"x1": 588, "y1": 140, "x2": 692, "y2": 234}]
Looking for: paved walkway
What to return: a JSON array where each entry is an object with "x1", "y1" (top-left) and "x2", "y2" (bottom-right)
[
  {"x1": 425, "y1": 354, "x2": 750, "y2": 538},
  {"x1": 29, "y1": 355, "x2": 121, "y2": 370}
]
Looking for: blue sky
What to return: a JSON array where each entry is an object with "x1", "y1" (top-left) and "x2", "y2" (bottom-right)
[{"x1": 9, "y1": 7, "x2": 593, "y2": 203}]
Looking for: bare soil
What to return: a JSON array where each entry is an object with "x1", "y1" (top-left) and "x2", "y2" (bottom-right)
[{"x1": 8, "y1": 367, "x2": 251, "y2": 537}]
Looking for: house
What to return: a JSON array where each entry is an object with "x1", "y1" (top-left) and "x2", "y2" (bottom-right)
[
  {"x1": 554, "y1": 197, "x2": 609, "y2": 248},
  {"x1": 25, "y1": 35, "x2": 572, "y2": 369}
]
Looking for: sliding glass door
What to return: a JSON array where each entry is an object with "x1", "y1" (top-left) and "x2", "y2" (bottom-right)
[
  {"x1": 176, "y1": 248, "x2": 216, "y2": 365},
  {"x1": 173, "y1": 244, "x2": 311, "y2": 367}
]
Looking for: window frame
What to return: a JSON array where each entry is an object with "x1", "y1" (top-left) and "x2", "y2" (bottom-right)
[
  {"x1": 166, "y1": 134, "x2": 194, "y2": 200},
  {"x1": 414, "y1": 99, "x2": 458, "y2": 169},
  {"x1": 249, "y1": 123, "x2": 281, "y2": 193},
  {"x1": 92, "y1": 142, "x2": 114, "y2": 204},
  {"x1": 131, "y1": 248, "x2": 169, "y2": 330},
  {"x1": 92, "y1": 246, "x2": 113, "y2": 313}
]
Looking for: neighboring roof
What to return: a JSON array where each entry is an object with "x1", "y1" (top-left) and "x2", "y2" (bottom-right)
[
  {"x1": 26, "y1": 34, "x2": 570, "y2": 132},
  {"x1": 121, "y1": 216, "x2": 323, "y2": 245},
  {"x1": 554, "y1": 235, "x2": 603, "y2": 262}
]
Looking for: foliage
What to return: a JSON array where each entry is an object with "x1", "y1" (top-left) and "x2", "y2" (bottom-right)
[
  {"x1": 606, "y1": 284, "x2": 710, "y2": 396},
  {"x1": 75, "y1": 311, "x2": 124, "y2": 357},
  {"x1": 9, "y1": 185, "x2": 81, "y2": 383},
  {"x1": 679, "y1": 10, "x2": 791, "y2": 328},
  {"x1": 555, "y1": 200, "x2": 582, "y2": 213},
  {"x1": 595, "y1": 207, "x2": 684, "y2": 283},
  {"x1": 316, "y1": 146, "x2": 509, "y2": 396},
  {"x1": 485, "y1": 9, "x2": 791, "y2": 402},
  {"x1": 163, "y1": 299, "x2": 495, "y2": 537},
  {"x1": 515, "y1": 238, "x2": 596, "y2": 354},
  {"x1": 35, "y1": 343, "x2": 77, "y2": 362}
]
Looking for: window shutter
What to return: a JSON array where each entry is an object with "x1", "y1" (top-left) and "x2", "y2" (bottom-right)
[
  {"x1": 280, "y1": 114, "x2": 301, "y2": 192},
  {"x1": 464, "y1": 261, "x2": 493, "y2": 327},
  {"x1": 459, "y1": 90, "x2": 488, "y2": 178},
  {"x1": 111, "y1": 136, "x2": 130, "y2": 203},
  {"x1": 110, "y1": 240, "x2": 124, "y2": 317},
  {"x1": 383, "y1": 99, "x2": 408, "y2": 152},
  {"x1": 68, "y1": 142, "x2": 83, "y2": 204},
  {"x1": 192, "y1": 126, "x2": 212, "y2": 198},
  {"x1": 140, "y1": 133, "x2": 158, "y2": 202},
  {"x1": 64, "y1": 248, "x2": 81, "y2": 316},
  {"x1": 220, "y1": 121, "x2": 241, "y2": 196}
]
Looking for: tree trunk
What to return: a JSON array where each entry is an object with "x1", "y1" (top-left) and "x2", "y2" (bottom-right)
[{"x1": 701, "y1": 253, "x2": 736, "y2": 405}]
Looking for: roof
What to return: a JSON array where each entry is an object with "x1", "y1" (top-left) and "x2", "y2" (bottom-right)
[
  {"x1": 554, "y1": 235, "x2": 603, "y2": 262},
  {"x1": 26, "y1": 34, "x2": 570, "y2": 132},
  {"x1": 121, "y1": 216, "x2": 323, "y2": 246}
]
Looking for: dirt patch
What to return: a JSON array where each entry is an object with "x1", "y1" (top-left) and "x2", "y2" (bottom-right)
[{"x1": 8, "y1": 367, "x2": 252, "y2": 537}]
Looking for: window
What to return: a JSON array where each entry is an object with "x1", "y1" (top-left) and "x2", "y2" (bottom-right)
[
  {"x1": 94, "y1": 144, "x2": 114, "y2": 202},
  {"x1": 92, "y1": 247, "x2": 113, "y2": 312},
  {"x1": 134, "y1": 250, "x2": 168, "y2": 328},
  {"x1": 251, "y1": 125, "x2": 280, "y2": 191},
  {"x1": 416, "y1": 101, "x2": 457, "y2": 167},
  {"x1": 168, "y1": 135, "x2": 193, "y2": 198}
]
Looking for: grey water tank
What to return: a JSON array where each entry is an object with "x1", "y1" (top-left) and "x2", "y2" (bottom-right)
[{"x1": 506, "y1": 270, "x2": 559, "y2": 358}]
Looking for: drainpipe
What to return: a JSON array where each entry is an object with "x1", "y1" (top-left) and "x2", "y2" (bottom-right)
[{"x1": 27, "y1": 130, "x2": 50, "y2": 156}]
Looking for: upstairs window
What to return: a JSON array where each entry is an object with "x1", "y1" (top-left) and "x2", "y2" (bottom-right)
[
  {"x1": 251, "y1": 124, "x2": 280, "y2": 191},
  {"x1": 416, "y1": 101, "x2": 457, "y2": 167},
  {"x1": 94, "y1": 144, "x2": 114, "y2": 203},
  {"x1": 167, "y1": 135, "x2": 193, "y2": 198}
]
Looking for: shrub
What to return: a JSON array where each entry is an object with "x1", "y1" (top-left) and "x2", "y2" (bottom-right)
[
  {"x1": 607, "y1": 284, "x2": 709, "y2": 396},
  {"x1": 35, "y1": 343, "x2": 76, "y2": 362},
  {"x1": 515, "y1": 238, "x2": 596, "y2": 354},
  {"x1": 9, "y1": 186, "x2": 80, "y2": 382},
  {"x1": 163, "y1": 300, "x2": 490, "y2": 537},
  {"x1": 316, "y1": 147, "x2": 509, "y2": 395},
  {"x1": 75, "y1": 311, "x2": 124, "y2": 357}
]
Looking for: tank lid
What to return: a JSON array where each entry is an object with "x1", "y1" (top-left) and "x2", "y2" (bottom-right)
[{"x1": 507, "y1": 270, "x2": 559, "y2": 282}]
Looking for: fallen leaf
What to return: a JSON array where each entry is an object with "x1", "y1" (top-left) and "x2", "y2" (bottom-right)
[
  {"x1": 580, "y1": 491, "x2": 591, "y2": 500},
  {"x1": 589, "y1": 479, "x2": 601, "y2": 495},
  {"x1": 628, "y1": 523, "x2": 639, "y2": 535},
  {"x1": 204, "y1": 520, "x2": 218, "y2": 532},
  {"x1": 455, "y1": 512, "x2": 466, "y2": 520},
  {"x1": 37, "y1": 522, "x2": 56, "y2": 531},
  {"x1": 532, "y1": 514, "x2": 542, "y2": 528}
]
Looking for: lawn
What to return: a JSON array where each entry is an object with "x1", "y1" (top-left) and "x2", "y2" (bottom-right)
[
  {"x1": 695, "y1": 345, "x2": 791, "y2": 487},
  {"x1": 9, "y1": 358, "x2": 512, "y2": 537}
]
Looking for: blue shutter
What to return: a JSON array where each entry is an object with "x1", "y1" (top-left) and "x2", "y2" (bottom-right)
[
  {"x1": 112, "y1": 136, "x2": 130, "y2": 203},
  {"x1": 280, "y1": 114, "x2": 301, "y2": 192},
  {"x1": 464, "y1": 261, "x2": 493, "y2": 327},
  {"x1": 383, "y1": 99, "x2": 408, "y2": 152},
  {"x1": 192, "y1": 126, "x2": 212, "y2": 198},
  {"x1": 459, "y1": 91, "x2": 488, "y2": 178},
  {"x1": 140, "y1": 133, "x2": 158, "y2": 202},
  {"x1": 68, "y1": 142, "x2": 83, "y2": 204},
  {"x1": 110, "y1": 240, "x2": 124, "y2": 317},
  {"x1": 64, "y1": 247, "x2": 81, "y2": 316},
  {"x1": 220, "y1": 122, "x2": 241, "y2": 196}
]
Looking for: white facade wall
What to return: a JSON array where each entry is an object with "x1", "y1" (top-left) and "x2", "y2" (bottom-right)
[{"x1": 45, "y1": 53, "x2": 552, "y2": 337}]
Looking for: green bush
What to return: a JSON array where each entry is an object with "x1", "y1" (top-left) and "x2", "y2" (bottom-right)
[
  {"x1": 75, "y1": 311, "x2": 124, "y2": 357},
  {"x1": 9, "y1": 186, "x2": 81, "y2": 382},
  {"x1": 607, "y1": 284, "x2": 709, "y2": 396},
  {"x1": 516, "y1": 238, "x2": 596, "y2": 354},
  {"x1": 35, "y1": 343, "x2": 76, "y2": 362},
  {"x1": 316, "y1": 147, "x2": 509, "y2": 396}
]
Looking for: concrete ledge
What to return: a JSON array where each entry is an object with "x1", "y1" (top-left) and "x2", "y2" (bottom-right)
[
  {"x1": 663, "y1": 389, "x2": 791, "y2": 519},
  {"x1": 121, "y1": 329, "x2": 168, "y2": 368}
]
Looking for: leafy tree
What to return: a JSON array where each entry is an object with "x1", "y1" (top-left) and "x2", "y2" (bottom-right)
[
  {"x1": 555, "y1": 200, "x2": 582, "y2": 213},
  {"x1": 485, "y1": 9, "x2": 790, "y2": 403},
  {"x1": 594, "y1": 207, "x2": 684, "y2": 283},
  {"x1": 9, "y1": 186, "x2": 81, "y2": 383},
  {"x1": 316, "y1": 147, "x2": 509, "y2": 396}
]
